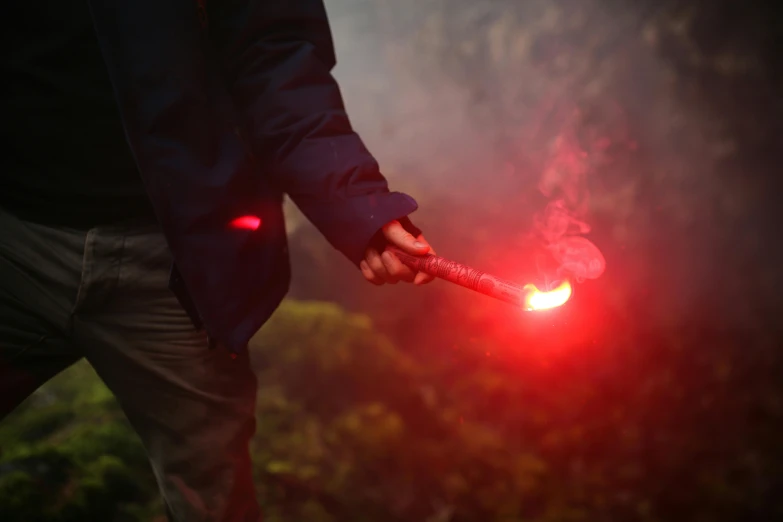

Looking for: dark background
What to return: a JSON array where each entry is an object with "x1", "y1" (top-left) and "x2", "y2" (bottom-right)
[{"x1": 1, "y1": 1, "x2": 781, "y2": 520}]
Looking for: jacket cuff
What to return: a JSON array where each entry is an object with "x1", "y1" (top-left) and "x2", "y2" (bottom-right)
[{"x1": 309, "y1": 191, "x2": 419, "y2": 266}]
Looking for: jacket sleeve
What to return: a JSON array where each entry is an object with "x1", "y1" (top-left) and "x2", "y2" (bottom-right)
[{"x1": 207, "y1": 0, "x2": 419, "y2": 265}]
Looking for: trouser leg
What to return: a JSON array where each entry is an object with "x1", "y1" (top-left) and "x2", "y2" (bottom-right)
[
  {"x1": 0, "y1": 209, "x2": 82, "y2": 418},
  {"x1": 72, "y1": 222, "x2": 260, "y2": 522}
]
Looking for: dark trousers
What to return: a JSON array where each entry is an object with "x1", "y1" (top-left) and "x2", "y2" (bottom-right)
[{"x1": 0, "y1": 207, "x2": 261, "y2": 521}]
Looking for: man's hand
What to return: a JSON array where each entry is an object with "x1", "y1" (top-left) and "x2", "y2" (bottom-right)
[{"x1": 359, "y1": 220, "x2": 435, "y2": 286}]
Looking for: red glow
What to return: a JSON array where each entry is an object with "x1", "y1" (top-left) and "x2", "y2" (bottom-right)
[{"x1": 230, "y1": 215, "x2": 262, "y2": 231}]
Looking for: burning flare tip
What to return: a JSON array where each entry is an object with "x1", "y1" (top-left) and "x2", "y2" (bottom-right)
[{"x1": 523, "y1": 280, "x2": 572, "y2": 311}]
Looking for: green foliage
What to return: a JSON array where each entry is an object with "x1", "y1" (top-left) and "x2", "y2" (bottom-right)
[
  {"x1": 0, "y1": 363, "x2": 159, "y2": 522},
  {"x1": 2, "y1": 301, "x2": 782, "y2": 521}
]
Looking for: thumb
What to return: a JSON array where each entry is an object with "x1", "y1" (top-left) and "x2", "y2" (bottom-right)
[{"x1": 382, "y1": 220, "x2": 430, "y2": 255}]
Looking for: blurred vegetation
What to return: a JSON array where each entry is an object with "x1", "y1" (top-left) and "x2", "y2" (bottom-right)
[{"x1": 2, "y1": 0, "x2": 781, "y2": 520}]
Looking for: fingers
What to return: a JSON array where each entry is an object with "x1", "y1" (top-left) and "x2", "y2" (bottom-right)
[
  {"x1": 382, "y1": 220, "x2": 430, "y2": 255},
  {"x1": 381, "y1": 250, "x2": 416, "y2": 283},
  {"x1": 360, "y1": 222, "x2": 438, "y2": 287},
  {"x1": 365, "y1": 248, "x2": 397, "y2": 284},
  {"x1": 359, "y1": 260, "x2": 383, "y2": 285},
  {"x1": 414, "y1": 270, "x2": 435, "y2": 285},
  {"x1": 409, "y1": 234, "x2": 435, "y2": 285},
  {"x1": 361, "y1": 247, "x2": 416, "y2": 285}
]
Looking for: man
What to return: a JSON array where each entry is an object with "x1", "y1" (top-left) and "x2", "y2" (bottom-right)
[{"x1": 0, "y1": 0, "x2": 433, "y2": 520}]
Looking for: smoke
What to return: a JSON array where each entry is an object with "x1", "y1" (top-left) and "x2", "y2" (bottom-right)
[
  {"x1": 312, "y1": 0, "x2": 775, "y2": 323},
  {"x1": 317, "y1": 0, "x2": 657, "y2": 296},
  {"x1": 531, "y1": 107, "x2": 607, "y2": 284},
  {"x1": 325, "y1": 0, "x2": 652, "y2": 221}
]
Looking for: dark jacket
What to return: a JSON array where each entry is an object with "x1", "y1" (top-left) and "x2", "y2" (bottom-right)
[{"x1": 87, "y1": 0, "x2": 419, "y2": 352}]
